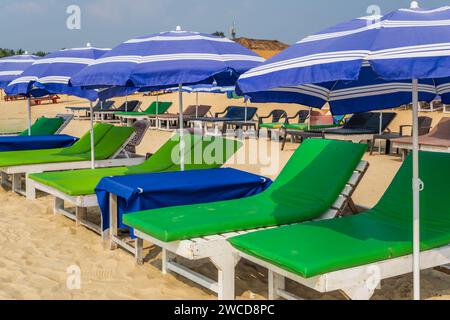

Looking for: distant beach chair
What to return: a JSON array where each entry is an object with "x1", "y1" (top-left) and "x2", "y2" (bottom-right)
[
  {"x1": 94, "y1": 100, "x2": 141, "y2": 122},
  {"x1": 116, "y1": 101, "x2": 173, "y2": 126},
  {"x1": 30, "y1": 94, "x2": 60, "y2": 106},
  {"x1": 123, "y1": 139, "x2": 369, "y2": 299},
  {"x1": 392, "y1": 117, "x2": 450, "y2": 158},
  {"x1": 191, "y1": 106, "x2": 258, "y2": 135},
  {"x1": 370, "y1": 116, "x2": 432, "y2": 155},
  {"x1": 229, "y1": 151, "x2": 450, "y2": 300},
  {"x1": 257, "y1": 109, "x2": 287, "y2": 138},
  {"x1": 157, "y1": 105, "x2": 212, "y2": 131},
  {"x1": 318, "y1": 112, "x2": 397, "y2": 143},
  {"x1": 280, "y1": 113, "x2": 342, "y2": 150},
  {"x1": 66, "y1": 100, "x2": 115, "y2": 119}
]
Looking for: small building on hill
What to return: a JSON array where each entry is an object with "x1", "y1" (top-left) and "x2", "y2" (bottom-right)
[{"x1": 234, "y1": 37, "x2": 289, "y2": 59}]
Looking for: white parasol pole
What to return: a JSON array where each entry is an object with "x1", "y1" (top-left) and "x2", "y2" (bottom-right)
[
  {"x1": 26, "y1": 97, "x2": 32, "y2": 136},
  {"x1": 308, "y1": 107, "x2": 312, "y2": 130},
  {"x1": 89, "y1": 101, "x2": 95, "y2": 169},
  {"x1": 379, "y1": 112, "x2": 383, "y2": 154},
  {"x1": 412, "y1": 79, "x2": 421, "y2": 300},
  {"x1": 125, "y1": 95, "x2": 128, "y2": 112},
  {"x1": 196, "y1": 91, "x2": 199, "y2": 118},
  {"x1": 178, "y1": 84, "x2": 185, "y2": 171}
]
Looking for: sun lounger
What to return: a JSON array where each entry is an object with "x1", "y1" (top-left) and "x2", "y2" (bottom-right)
[
  {"x1": 30, "y1": 94, "x2": 60, "y2": 106},
  {"x1": 0, "y1": 123, "x2": 144, "y2": 196},
  {"x1": 157, "y1": 105, "x2": 212, "y2": 131},
  {"x1": 116, "y1": 101, "x2": 172, "y2": 126},
  {"x1": 191, "y1": 106, "x2": 258, "y2": 135},
  {"x1": 94, "y1": 100, "x2": 141, "y2": 122},
  {"x1": 257, "y1": 109, "x2": 287, "y2": 138},
  {"x1": 392, "y1": 117, "x2": 450, "y2": 158},
  {"x1": 0, "y1": 113, "x2": 73, "y2": 136},
  {"x1": 123, "y1": 139, "x2": 369, "y2": 299},
  {"x1": 281, "y1": 114, "x2": 341, "y2": 150},
  {"x1": 317, "y1": 112, "x2": 397, "y2": 143},
  {"x1": 229, "y1": 151, "x2": 450, "y2": 300},
  {"x1": 26, "y1": 134, "x2": 242, "y2": 234},
  {"x1": 370, "y1": 116, "x2": 432, "y2": 155},
  {"x1": 66, "y1": 100, "x2": 115, "y2": 119}
]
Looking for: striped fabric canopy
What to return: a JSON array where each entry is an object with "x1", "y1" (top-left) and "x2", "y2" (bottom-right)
[
  {"x1": 237, "y1": 6, "x2": 450, "y2": 114},
  {"x1": 6, "y1": 47, "x2": 110, "y2": 100},
  {"x1": 0, "y1": 55, "x2": 39, "y2": 89},
  {"x1": 70, "y1": 29, "x2": 265, "y2": 90}
]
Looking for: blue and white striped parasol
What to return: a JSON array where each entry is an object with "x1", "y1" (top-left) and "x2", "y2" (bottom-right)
[
  {"x1": 238, "y1": 2, "x2": 450, "y2": 300},
  {"x1": 6, "y1": 46, "x2": 110, "y2": 100},
  {"x1": 72, "y1": 27, "x2": 264, "y2": 170},
  {"x1": 0, "y1": 54, "x2": 39, "y2": 89}
]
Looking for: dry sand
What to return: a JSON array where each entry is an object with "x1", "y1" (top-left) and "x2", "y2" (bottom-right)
[{"x1": 0, "y1": 92, "x2": 449, "y2": 300}]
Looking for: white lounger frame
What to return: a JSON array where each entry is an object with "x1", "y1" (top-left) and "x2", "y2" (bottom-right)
[
  {"x1": 392, "y1": 141, "x2": 450, "y2": 160},
  {"x1": 238, "y1": 243, "x2": 450, "y2": 300},
  {"x1": 323, "y1": 133, "x2": 375, "y2": 144},
  {"x1": 128, "y1": 160, "x2": 368, "y2": 299},
  {"x1": 2, "y1": 133, "x2": 144, "y2": 196}
]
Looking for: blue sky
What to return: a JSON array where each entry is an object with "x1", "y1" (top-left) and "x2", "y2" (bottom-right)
[{"x1": 1, "y1": 0, "x2": 449, "y2": 52}]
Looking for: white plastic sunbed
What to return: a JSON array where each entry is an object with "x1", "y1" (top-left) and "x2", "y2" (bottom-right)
[{"x1": 128, "y1": 157, "x2": 368, "y2": 300}]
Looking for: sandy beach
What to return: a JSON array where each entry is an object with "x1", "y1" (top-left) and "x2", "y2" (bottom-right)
[{"x1": 0, "y1": 92, "x2": 449, "y2": 300}]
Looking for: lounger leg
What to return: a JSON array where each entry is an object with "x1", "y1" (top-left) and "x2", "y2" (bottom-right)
[
  {"x1": 109, "y1": 194, "x2": 119, "y2": 250},
  {"x1": 135, "y1": 238, "x2": 144, "y2": 265},
  {"x1": 161, "y1": 248, "x2": 170, "y2": 274},
  {"x1": 340, "y1": 285, "x2": 376, "y2": 300},
  {"x1": 12, "y1": 173, "x2": 21, "y2": 194},
  {"x1": 25, "y1": 177, "x2": 36, "y2": 200},
  {"x1": 0, "y1": 172, "x2": 8, "y2": 187},
  {"x1": 211, "y1": 253, "x2": 240, "y2": 300},
  {"x1": 268, "y1": 270, "x2": 285, "y2": 300},
  {"x1": 75, "y1": 207, "x2": 87, "y2": 227},
  {"x1": 54, "y1": 197, "x2": 64, "y2": 215}
]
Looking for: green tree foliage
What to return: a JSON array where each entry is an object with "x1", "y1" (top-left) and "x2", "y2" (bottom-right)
[
  {"x1": 212, "y1": 31, "x2": 225, "y2": 37},
  {"x1": 0, "y1": 48, "x2": 48, "y2": 58}
]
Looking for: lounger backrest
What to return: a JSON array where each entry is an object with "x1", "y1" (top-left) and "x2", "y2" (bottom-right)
[
  {"x1": 129, "y1": 134, "x2": 203, "y2": 172},
  {"x1": 117, "y1": 100, "x2": 140, "y2": 112},
  {"x1": 370, "y1": 151, "x2": 450, "y2": 232},
  {"x1": 271, "y1": 109, "x2": 286, "y2": 123},
  {"x1": 89, "y1": 125, "x2": 135, "y2": 159},
  {"x1": 60, "y1": 123, "x2": 113, "y2": 155},
  {"x1": 18, "y1": 116, "x2": 65, "y2": 136},
  {"x1": 265, "y1": 139, "x2": 367, "y2": 214},
  {"x1": 192, "y1": 105, "x2": 211, "y2": 117},
  {"x1": 98, "y1": 100, "x2": 115, "y2": 111},
  {"x1": 144, "y1": 101, "x2": 172, "y2": 114},
  {"x1": 428, "y1": 117, "x2": 450, "y2": 139},
  {"x1": 181, "y1": 135, "x2": 242, "y2": 170},
  {"x1": 182, "y1": 105, "x2": 211, "y2": 117},
  {"x1": 343, "y1": 112, "x2": 396, "y2": 131},
  {"x1": 418, "y1": 116, "x2": 433, "y2": 136},
  {"x1": 296, "y1": 110, "x2": 311, "y2": 123},
  {"x1": 225, "y1": 106, "x2": 258, "y2": 120}
]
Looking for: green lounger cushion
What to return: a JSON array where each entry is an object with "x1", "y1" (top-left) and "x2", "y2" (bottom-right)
[
  {"x1": 229, "y1": 151, "x2": 450, "y2": 278},
  {"x1": 0, "y1": 123, "x2": 134, "y2": 167},
  {"x1": 115, "y1": 101, "x2": 172, "y2": 116},
  {"x1": 18, "y1": 116, "x2": 65, "y2": 136},
  {"x1": 259, "y1": 122, "x2": 284, "y2": 130},
  {"x1": 29, "y1": 134, "x2": 242, "y2": 196},
  {"x1": 283, "y1": 123, "x2": 338, "y2": 131},
  {"x1": 123, "y1": 139, "x2": 367, "y2": 242}
]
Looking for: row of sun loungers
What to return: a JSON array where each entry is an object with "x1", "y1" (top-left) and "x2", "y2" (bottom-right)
[{"x1": 0, "y1": 113, "x2": 448, "y2": 300}]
